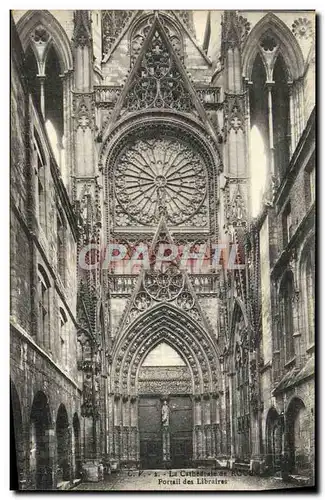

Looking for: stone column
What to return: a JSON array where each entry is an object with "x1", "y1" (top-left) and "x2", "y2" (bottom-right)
[
  {"x1": 121, "y1": 395, "x2": 130, "y2": 463},
  {"x1": 221, "y1": 13, "x2": 250, "y2": 245},
  {"x1": 37, "y1": 75, "x2": 46, "y2": 118},
  {"x1": 73, "y1": 11, "x2": 104, "y2": 480},
  {"x1": 203, "y1": 393, "x2": 212, "y2": 459},
  {"x1": 162, "y1": 427, "x2": 170, "y2": 465},
  {"x1": 193, "y1": 395, "x2": 203, "y2": 462},
  {"x1": 288, "y1": 82, "x2": 295, "y2": 156},
  {"x1": 130, "y1": 396, "x2": 139, "y2": 466},
  {"x1": 214, "y1": 393, "x2": 221, "y2": 457},
  {"x1": 61, "y1": 71, "x2": 74, "y2": 193},
  {"x1": 47, "y1": 427, "x2": 56, "y2": 490},
  {"x1": 161, "y1": 398, "x2": 171, "y2": 467},
  {"x1": 266, "y1": 82, "x2": 275, "y2": 182},
  {"x1": 228, "y1": 372, "x2": 236, "y2": 467},
  {"x1": 113, "y1": 395, "x2": 121, "y2": 464},
  {"x1": 219, "y1": 357, "x2": 228, "y2": 456}
]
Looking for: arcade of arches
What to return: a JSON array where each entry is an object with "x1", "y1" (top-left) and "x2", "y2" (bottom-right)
[{"x1": 10, "y1": 9, "x2": 315, "y2": 489}]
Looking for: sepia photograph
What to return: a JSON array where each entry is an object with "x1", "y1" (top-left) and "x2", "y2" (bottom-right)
[{"x1": 9, "y1": 8, "x2": 315, "y2": 491}]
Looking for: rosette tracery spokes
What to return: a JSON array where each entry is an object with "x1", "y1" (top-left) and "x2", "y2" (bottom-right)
[
  {"x1": 114, "y1": 137, "x2": 207, "y2": 226},
  {"x1": 143, "y1": 266, "x2": 185, "y2": 301}
]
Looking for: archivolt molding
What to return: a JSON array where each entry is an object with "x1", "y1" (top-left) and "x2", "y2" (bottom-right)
[
  {"x1": 16, "y1": 10, "x2": 73, "y2": 73},
  {"x1": 111, "y1": 303, "x2": 221, "y2": 396},
  {"x1": 242, "y1": 12, "x2": 305, "y2": 82},
  {"x1": 99, "y1": 109, "x2": 221, "y2": 168},
  {"x1": 296, "y1": 229, "x2": 315, "y2": 274}
]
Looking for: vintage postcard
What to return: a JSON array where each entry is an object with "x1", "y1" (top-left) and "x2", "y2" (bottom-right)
[{"x1": 10, "y1": 8, "x2": 315, "y2": 491}]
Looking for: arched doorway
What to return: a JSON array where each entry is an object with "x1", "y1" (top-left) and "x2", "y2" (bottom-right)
[
  {"x1": 138, "y1": 342, "x2": 193, "y2": 468},
  {"x1": 265, "y1": 408, "x2": 282, "y2": 471},
  {"x1": 286, "y1": 397, "x2": 309, "y2": 474},
  {"x1": 10, "y1": 381, "x2": 24, "y2": 487},
  {"x1": 56, "y1": 404, "x2": 71, "y2": 484},
  {"x1": 230, "y1": 302, "x2": 251, "y2": 462},
  {"x1": 110, "y1": 303, "x2": 221, "y2": 469},
  {"x1": 30, "y1": 391, "x2": 52, "y2": 490},
  {"x1": 73, "y1": 413, "x2": 81, "y2": 479}
]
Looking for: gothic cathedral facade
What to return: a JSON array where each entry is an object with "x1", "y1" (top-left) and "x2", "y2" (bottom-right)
[{"x1": 10, "y1": 10, "x2": 315, "y2": 489}]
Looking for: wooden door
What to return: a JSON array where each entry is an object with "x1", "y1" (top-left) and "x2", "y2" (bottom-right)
[
  {"x1": 139, "y1": 397, "x2": 162, "y2": 469},
  {"x1": 169, "y1": 396, "x2": 193, "y2": 468}
]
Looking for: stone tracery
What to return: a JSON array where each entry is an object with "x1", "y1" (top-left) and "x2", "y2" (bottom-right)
[
  {"x1": 114, "y1": 136, "x2": 207, "y2": 227},
  {"x1": 111, "y1": 303, "x2": 221, "y2": 395},
  {"x1": 131, "y1": 14, "x2": 184, "y2": 62},
  {"x1": 126, "y1": 27, "x2": 191, "y2": 113}
]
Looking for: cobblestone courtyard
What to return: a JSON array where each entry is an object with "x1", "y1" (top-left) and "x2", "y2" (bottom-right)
[{"x1": 74, "y1": 469, "x2": 298, "y2": 491}]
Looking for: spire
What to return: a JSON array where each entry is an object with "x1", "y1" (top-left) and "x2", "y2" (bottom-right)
[
  {"x1": 221, "y1": 10, "x2": 241, "y2": 60},
  {"x1": 73, "y1": 10, "x2": 92, "y2": 48}
]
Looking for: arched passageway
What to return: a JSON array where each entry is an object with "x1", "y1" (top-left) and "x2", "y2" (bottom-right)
[
  {"x1": 286, "y1": 398, "x2": 309, "y2": 474},
  {"x1": 265, "y1": 408, "x2": 282, "y2": 471},
  {"x1": 10, "y1": 381, "x2": 24, "y2": 486},
  {"x1": 56, "y1": 404, "x2": 71, "y2": 483},
  {"x1": 73, "y1": 413, "x2": 82, "y2": 479},
  {"x1": 30, "y1": 391, "x2": 52, "y2": 490}
]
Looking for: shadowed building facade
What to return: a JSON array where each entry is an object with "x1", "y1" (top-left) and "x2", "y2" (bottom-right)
[{"x1": 10, "y1": 10, "x2": 315, "y2": 489}]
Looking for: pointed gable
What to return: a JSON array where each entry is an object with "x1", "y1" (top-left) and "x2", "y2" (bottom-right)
[
  {"x1": 124, "y1": 25, "x2": 192, "y2": 112},
  {"x1": 106, "y1": 14, "x2": 218, "y2": 141},
  {"x1": 114, "y1": 215, "x2": 216, "y2": 339}
]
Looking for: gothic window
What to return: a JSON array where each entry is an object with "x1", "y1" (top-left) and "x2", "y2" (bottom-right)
[
  {"x1": 250, "y1": 125, "x2": 267, "y2": 217},
  {"x1": 25, "y1": 45, "x2": 40, "y2": 110},
  {"x1": 301, "y1": 243, "x2": 315, "y2": 346},
  {"x1": 25, "y1": 26, "x2": 65, "y2": 168},
  {"x1": 272, "y1": 54, "x2": 290, "y2": 178},
  {"x1": 304, "y1": 153, "x2": 315, "y2": 208},
  {"x1": 59, "y1": 308, "x2": 68, "y2": 368},
  {"x1": 113, "y1": 135, "x2": 208, "y2": 228},
  {"x1": 245, "y1": 17, "x2": 305, "y2": 189},
  {"x1": 249, "y1": 45, "x2": 290, "y2": 181},
  {"x1": 34, "y1": 130, "x2": 47, "y2": 232},
  {"x1": 57, "y1": 210, "x2": 66, "y2": 284},
  {"x1": 279, "y1": 271, "x2": 294, "y2": 362},
  {"x1": 38, "y1": 265, "x2": 51, "y2": 350},
  {"x1": 44, "y1": 45, "x2": 64, "y2": 162},
  {"x1": 282, "y1": 201, "x2": 292, "y2": 247},
  {"x1": 249, "y1": 54, "x2": 268, "y2": 216}
]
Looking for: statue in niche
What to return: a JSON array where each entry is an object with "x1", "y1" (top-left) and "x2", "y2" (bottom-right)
[{"x1": 161, "y1": 400, "x2": 169, "y2": 427}]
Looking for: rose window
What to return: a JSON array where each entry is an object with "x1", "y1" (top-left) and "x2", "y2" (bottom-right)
[
  {"x1": 143, "y1": 266, "x2": 184, "y2": 301},
  {"x1": 114, "y1": 137, "x2": 207, "y2": 226}
]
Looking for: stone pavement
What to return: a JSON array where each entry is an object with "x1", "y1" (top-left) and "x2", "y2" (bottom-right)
[{"x1": 74, "y1": 469, "x2": 299, "y2": 491}]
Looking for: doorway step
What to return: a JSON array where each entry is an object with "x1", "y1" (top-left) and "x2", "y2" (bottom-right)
[
  {"x1": 288, "y1": 474, "x2": 312, "y2": 486},
  {"x1": 233, "y1": 461, "x2": 250, "y2": 472}
]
